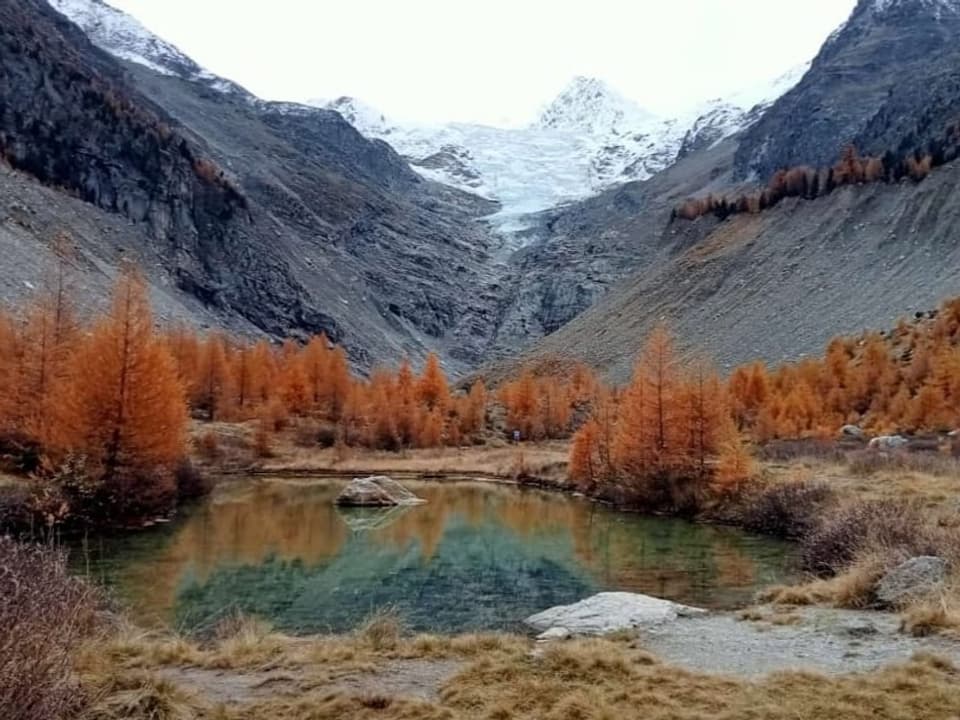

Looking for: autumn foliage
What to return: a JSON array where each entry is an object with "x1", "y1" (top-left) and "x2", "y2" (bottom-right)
[
  {"x1": 673, "y1": 144, "x2": 939, "y2": 223},
  {"x1": 728, "y1": 298, "x2": 960, "y2": 439},
  {"x1": 569, "y1": 326, "x2": 751, "y2": 511},
  {"x1": 498, "y1": 364, "x2": 597, "y2": 441},
  {"x1": 0, "y1": 265, "x2": 187, "y2": 524}
]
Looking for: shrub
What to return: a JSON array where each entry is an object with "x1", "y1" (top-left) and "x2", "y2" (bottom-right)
[
  {"x1": 801, "y1": 500, "x2": 940, "y2": 575},
  {"x1": 0, "y1": 538, "x2": 100, "y2": 720},
  {"x1": 316, "y1": 423, "x2": 338, "y2": 449},
  {"x1": 357, "y1": 607, "x2": 405, "y2": 651},
  {"x1": 96, "y1": 468, "x2": 178, "y2": 526},
  {"x1": 735, "y1": 480, "x2": 837, "y2": 539},
  {"x1": 0, "y1": 484, "x2": 32, "y2": 531},
  {"x1": 0, "y1": 430, "x2": 43, "y2": 474},
  {"x1": 174, "y1": 459, "x2": 211, "y2": 502}
]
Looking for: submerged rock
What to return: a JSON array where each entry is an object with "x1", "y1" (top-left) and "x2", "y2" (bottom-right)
[
  {"x1": 525, "y1": 592, "x2": 706, "y2": 636},
  {"x1": 334, "y1": 476, "x2": 426, "y2": 507},
  {"x1": 876, "y1": 556, "x2": 947, "y2": 606}
]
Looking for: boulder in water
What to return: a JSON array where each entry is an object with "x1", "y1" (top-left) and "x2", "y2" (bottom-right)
[
  {"x1": 525, "y1": 592, "x2": 706, "y2": 636},
  {"x1": 334, "y1": 476, "x2": 426, "y2": 507}
]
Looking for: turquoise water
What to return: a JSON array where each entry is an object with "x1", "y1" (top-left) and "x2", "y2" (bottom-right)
[{"x1": 71, "y1": 478, "x2": 796, "y2": 634}]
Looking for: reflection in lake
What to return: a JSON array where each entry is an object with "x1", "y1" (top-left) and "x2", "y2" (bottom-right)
[{"x1": 73, "y1": 478, "x2": 796, "y2": 633}]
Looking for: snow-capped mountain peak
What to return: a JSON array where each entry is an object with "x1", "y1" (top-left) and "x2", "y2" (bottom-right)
[
  {"x1": 50, "y1": 0, "x2": 808, "y2": 233},
  {"x1": 306, "y1": 96, "x2": 396, "y2": 137},
  {"x1": 48, "y1": 0, "x2": 251, "y2": 96},
  {"x1": 48, "y1": 0, "x2": 199, "y2": 77},
  {"x1": 534, "y1": 76, "x2": 659, "y2": 136}
]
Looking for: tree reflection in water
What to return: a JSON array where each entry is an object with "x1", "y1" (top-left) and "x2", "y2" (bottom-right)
[{"x1": 72, "y1": 479, "x2": 795, "y2": 633}]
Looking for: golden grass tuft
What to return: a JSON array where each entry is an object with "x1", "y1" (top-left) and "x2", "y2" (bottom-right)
[
  {"x1": 900, "y1": 590, "x2": 960, "y2": 638},
  {"x1": 85, "y1": 671, "x2": 203, "y2": 720},
  {"x1": 760, "y1": 552, "x2": 888, "y2": 609},
  {"x1": 356, "y1": 607, "x2": 405, "y2": 652}
]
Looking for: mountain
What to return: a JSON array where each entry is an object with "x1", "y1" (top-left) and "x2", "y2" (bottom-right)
[
  {"x1": 314, "y1": 70, "x2": 805, "y2": 230},
  {"x1": 4, "y1": 0, "x2": 504, "y2": 373},
  {"x1": 491, "y1": 0, "x2": 960, "y2": 381},
  {"x1": 736, "y1": 0, "x2": 960, "y2": 180},
  {"x1": 18, "y1": 0, "x2": 960, "y2": 387}
]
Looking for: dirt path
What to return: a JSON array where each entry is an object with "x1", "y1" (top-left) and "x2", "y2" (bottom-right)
[
  {"x1": 157, "y1": 658, "x2": 465, "y2": 706},
  {"x1": 638, "y1": 606, "x2": 960, "y2": 676}
]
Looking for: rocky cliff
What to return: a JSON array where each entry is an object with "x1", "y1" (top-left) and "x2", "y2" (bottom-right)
[
  {"x1": 1, "y1": 0, "x2": 503, "y2": 372},
  {"x1": 735, "y1": 0, "x2": 960, "y2": 180}
]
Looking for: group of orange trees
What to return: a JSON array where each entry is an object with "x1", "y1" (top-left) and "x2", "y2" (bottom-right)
[
  {"x1": 673, "y1": 145, "x2": 939, "y2": 222},
  {"x1": 0, "y1": 267, "x2": 592, "y2": 522},
  {"x1": 729, "y1": 299, "x2": 960, "y2": 440},
  {"x1": 4, "y1": 260, "x2": 960, "y2": 524}
]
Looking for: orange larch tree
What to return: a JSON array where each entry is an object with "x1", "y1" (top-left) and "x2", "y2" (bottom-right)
[{"x1": 64, "y1": 269, "x2": 188, "y2": 519}]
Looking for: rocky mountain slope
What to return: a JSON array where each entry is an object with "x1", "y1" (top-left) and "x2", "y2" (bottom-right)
[
  {"x1": 500, "y1": 157, "x2": 960, "y2": 382},
  {"x1": 488, "y1": 0, "x2": 960, "y2": 381},
  {"x1": 4, "y1": 0, "x2": 506, "y2": 372},
  {"x1": 11, "y1": 0, "x2": 960, "y2": 385},
  {"x1": 736, "y1": 0, "x2": 960, "y2": 180}
]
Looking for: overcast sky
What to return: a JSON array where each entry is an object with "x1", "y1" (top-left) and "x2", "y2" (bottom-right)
[{"x1": 107, "y1": 0, "x2": 857, "y2": 127}]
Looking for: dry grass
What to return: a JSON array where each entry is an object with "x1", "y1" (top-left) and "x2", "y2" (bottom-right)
[
  {"x1": 253, "y1": 438, "x2": 570, "y2": 483},
  {"x1": 763, "y1": 455, "x2": 960, "y2": 513},
  {"x1": 441, "y1": 639, "x2": 960, "y2": 720},
  {"x1": 900, "y1": 589, "x2": 960, "y2": 639},
  {"x1": 760, "y1": 552, "x2": 890, "y2": 608},
  {"x1": 76, "y1": 622, "x2": 960, "y2": 720}
]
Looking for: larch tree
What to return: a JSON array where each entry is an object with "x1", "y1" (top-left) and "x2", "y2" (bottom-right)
[
  {"x1": 417, "y1": 353, "x2": 449, "y2": 411},
  {"x1": 569, "y1": 418, "x2": 601, "y2": 490},
  {"x1": 65, "y1": 269, "x2": 187, "y2": 518},
  {"x1": 394, "y1": 359, "x2": 417, "y2": 446}
]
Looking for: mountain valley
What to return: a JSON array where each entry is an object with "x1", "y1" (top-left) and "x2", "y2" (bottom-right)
[{"x1": 2, "y1": 0, "x2": 960, "y2": 381}]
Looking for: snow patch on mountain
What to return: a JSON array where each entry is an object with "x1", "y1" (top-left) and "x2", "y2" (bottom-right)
[
  {"x1": 49, "y1": 0, "x2": 807, "y2": 231},
  {"x1": 48, "y1": 0, "x2": 253, "y2": 97},
  {"x1": 312, "y1": 67, "x2": 807, "y2": 229},
  {"x1": 49, "y1": 0, "x2": 196, "y2": 75}
]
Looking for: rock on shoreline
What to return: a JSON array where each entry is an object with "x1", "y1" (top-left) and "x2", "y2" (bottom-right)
[{"x1": 526, "y1": 592, "x2": 706, "y2": 637}]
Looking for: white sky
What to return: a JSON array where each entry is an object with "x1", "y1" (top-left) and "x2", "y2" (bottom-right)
[{"x1": 107, "y1": 0, "x2": 857, "y2": 127}]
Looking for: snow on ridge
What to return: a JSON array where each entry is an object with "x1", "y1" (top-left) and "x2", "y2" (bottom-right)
[
  {"x1": 48, "y1": 0, "x2": 197, "y2": 77},
  {"x1": 533, "y1": 76, "x2": 659, "y2": 136},
  {"x1": 315, "y1": 68, "x2": 806, "y2": 231},
  {"x1": 48, "y1": 0, "x2": 254, "y2": 98}
]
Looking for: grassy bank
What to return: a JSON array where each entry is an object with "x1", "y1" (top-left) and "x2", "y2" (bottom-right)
[
  {"x1": 63, "y1": 613, "x2": 960, "y2": 720},
  {"x1": 736, "y1": 449, "x2": 960, "y2": 636}
]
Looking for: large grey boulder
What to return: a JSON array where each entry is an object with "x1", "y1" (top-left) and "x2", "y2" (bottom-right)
[
  {"x1": 876, "y1": 556, "x2": 947, "y2": 606},
  {"x1": 334, "y1": 476, "x2": 426, "y2": 507},
  {"x1": 525, "y1": 592, "x2": 706, "y2": 636},
  {"x1": 868, "y1": 435, "x2": 909, "y2": 451}
]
